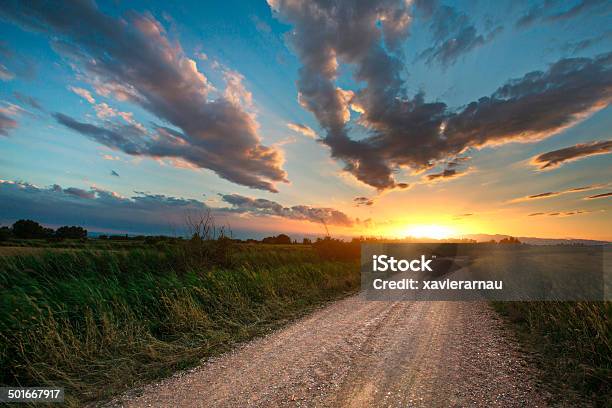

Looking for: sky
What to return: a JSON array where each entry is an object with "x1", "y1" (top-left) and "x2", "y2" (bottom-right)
[{"x1": 0, "y1": 0, "x2": 611, "y2": 240}]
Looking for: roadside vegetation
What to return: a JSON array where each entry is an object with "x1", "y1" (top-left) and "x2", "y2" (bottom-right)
[
  {"x1": 493, "y1": 301, "x2": 611, "y2": 406},
  {"x1": 0, "y1": 219, "x2": 360, "y2": 406}
]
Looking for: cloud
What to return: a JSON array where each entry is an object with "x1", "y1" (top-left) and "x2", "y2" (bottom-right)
[
  {"x1": 69, "y1": 85, "x2": 146, "y2": 130},
  {"x1": 0, "y1": 111, "x2": 18, "y2": 136},
  {"x1": 515, "y1": 0, "x2": 609, "y2": 29},
  {"x1": 220, "y1": 193, "x2": 353, "y2": 227},
  {"x1": 63, "y1": 186, "x2": 96, "y2": 199},
  {"x1": 354, "y1": 196, "x2": 374, "y2": 207},
  {"x1": 269, "y1": 0, "x2": 612, "y2": 190},
  {"x1": 511, "y1": 183, "x2": 606, "y2": 202},
  {"x1": 0, "y1": 64, "x2": 14, "y2": 81},
  {"x1": 0, "y1": 179, "x2": 208, "y2": 234},
  {"x1": 223, "y1": 69, "x2": 253, "y2": 109},
  {"x1": 424, "y1": 168, "x2": 467, "y2": 182},
  {"x1": 251, "y1": 15, "x2": 272, "y2": 34},
  {"x1": 70, "y1": 86, "x2": 96, "y2": 104},
  {"x1": 418, "y1": 5, "x2": 502, "y2": 67},
  {"x1": 287, "y1": 122, "x2": 317, "y2": 138},
  {"x1": 453, "y1": 213, "x2": 473, "y2": 220},
  {"x1": 562, "y1": 31, "x2": 612, "y2": 54},
  {"x1": 111, "y1": 170, "x2": 120, "y2": 177},
  {"x1": 0, "y1": 102, "x2": 23, "y2": 136},
  {"x1": 0, "y1": 179, "x2": 358, "y2": 233},
  {"x1": 529, "y1": 209, "x2": 591, "y2": 217},
  {"x1": 12, "y1": 91, "x2": 43, "y2": 111},
  {"x1": 423, "y1": 156, "x2": 472, "y2": 182},
  {"x1": 0, "y1": 41, "x2": 35, "y2": 80},
  {"x1": 531, "y1": 140, "x2": 612, "y2": 170},
  {"x1": 1, "y1": 1, "x2": 287, "y2": 192},
  {"x1": 585, "y1": 192, "x2": 611, "y2": 200}
]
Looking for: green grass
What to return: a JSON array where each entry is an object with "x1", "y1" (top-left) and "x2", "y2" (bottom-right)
[
  {"x1": 493, "y1": 301, "x2": 611, "y2": 406},
  {"x1": 0, "y1": 243, "x2": 359, "y2": 406}
]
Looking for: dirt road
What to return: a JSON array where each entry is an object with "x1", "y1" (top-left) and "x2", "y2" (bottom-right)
[{"x1": 117, "y1": 297, "x2": 549, "y2": 407}]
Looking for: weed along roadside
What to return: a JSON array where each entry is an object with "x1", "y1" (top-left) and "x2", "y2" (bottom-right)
[{"x1": 0, "y1": 239, "x2": 360, "y2": 406}]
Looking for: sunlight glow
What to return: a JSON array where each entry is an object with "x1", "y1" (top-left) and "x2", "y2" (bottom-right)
[{"x1": 404, "y1": 225, "x2": 456, "y2": 240}]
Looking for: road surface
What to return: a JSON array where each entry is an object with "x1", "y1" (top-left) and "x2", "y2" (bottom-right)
[{"x1": 115, "y1": 297, "x2": 549, "y2": 407}]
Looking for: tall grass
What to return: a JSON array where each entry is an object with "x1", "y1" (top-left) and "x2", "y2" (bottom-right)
[
  {"x1": 0, "y1": 244, "x2": 359, "y2": 406},
  {"x1": 493, "y1": 301, "x2": 611, "y2": 406}
]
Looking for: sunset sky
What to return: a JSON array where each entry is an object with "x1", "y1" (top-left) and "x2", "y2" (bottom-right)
[{"x1": 0, "y1": 0, "x2": 611, "y2": 240}]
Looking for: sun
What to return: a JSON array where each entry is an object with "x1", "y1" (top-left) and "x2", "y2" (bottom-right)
[{"x1": 404, "y1": 225, "x2": 456, "y2": 240}]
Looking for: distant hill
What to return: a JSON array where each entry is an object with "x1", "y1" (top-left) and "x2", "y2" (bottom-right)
[{"x1": 463, "y1": 234, "x2": 610, "y2": 246}]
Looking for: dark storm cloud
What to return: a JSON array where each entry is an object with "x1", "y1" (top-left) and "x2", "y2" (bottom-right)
[
  {"x1": 531, "y1": 140, "x2": 612, "y2": 170},
  {"x1": 269, "y1": 0, "x2": 612, "y2": 190},
  {"x1": 515, "y1": 0, "x2": 609, "y2": 29},
  {"x1": 0, "y1": 0, "x2": 287, "y2": 192},
  {"x1": 418, "y1": 5, "x2": 502, "y2": 67},
  {"x1": 220, "y1": 193, "x2": 354, "y2": 227},
  {"x1": 585, "y1": 192, "x2": 612, "y2": 200}
]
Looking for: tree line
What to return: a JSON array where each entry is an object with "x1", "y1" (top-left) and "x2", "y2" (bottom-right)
[{"x1": 0, "y1": 219, "x2": 87, "y2": 241}]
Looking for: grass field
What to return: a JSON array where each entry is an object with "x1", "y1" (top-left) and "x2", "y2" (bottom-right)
[
  {"x1": 0, "y1": 241, "x2": 359, "y2": 406},
  {"x1": 494, "y1": 301, "x2": 611, "y2": 406}
]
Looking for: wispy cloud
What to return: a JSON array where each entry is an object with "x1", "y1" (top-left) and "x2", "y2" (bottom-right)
[
  {"x1": 418, "y1": 5, "x2": 502, "y2": 67},
  {"x1": 12, "y1": 92, "x2": 43, "y2": 111},
  {"x1": 531, "y1": 140, "x2": 612, "y2": 170},
  {"x1": 529, "y1": 209, "x2": 592, "y2": 217},
  {"x1": 354, "y1": 196, "x2": 374, "y2": 207},
  {"x1": 453, "y1": 213, "x2": 474, "y2": 220},
  {"x1": 584, "y1": 192, "x2": 611, "y2": 200},
  {"x1": 511, "y1": 183, "x2": 606, "y2": 202},
  {"x1": 0, "y1": 102, "x2": 23, "y2": 136},
  {"x1": 424, "y1": 168, "x2": 465, "y2": 182},
  {"x1": 515, "y1": 0, "x2": 609, "y2": 29},
  {"x1": 287, "y1": 122, "x2": 317, "y2": 139},
  {"x1": 562, "y1": 31, "x2": 612, "y2": 54}
]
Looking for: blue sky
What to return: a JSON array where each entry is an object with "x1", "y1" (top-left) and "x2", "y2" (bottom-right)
[{"x1": 0, "y1": 0, "x2": 611, "y2": 240}]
